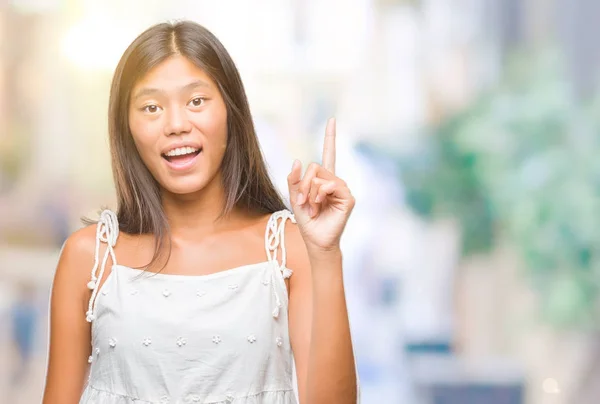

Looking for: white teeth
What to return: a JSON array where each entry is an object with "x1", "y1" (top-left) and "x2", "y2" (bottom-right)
[{"x1": 165, "y1": 146, "x2": 199, "y2": 157}]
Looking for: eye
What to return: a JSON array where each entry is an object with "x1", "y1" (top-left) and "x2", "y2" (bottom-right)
[
  {"x1": 189, "y1": 97, "x2": 206, "y2": 107},
  {"x1": 142, "y1": 104, "x2": 161, "y2": 114}
]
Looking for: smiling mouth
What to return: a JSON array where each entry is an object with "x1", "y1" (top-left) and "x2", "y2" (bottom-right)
[{"x1": 161, "y1": 147, "x2": 202, "y2": 164}]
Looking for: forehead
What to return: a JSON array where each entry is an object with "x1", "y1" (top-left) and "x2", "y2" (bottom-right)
[{"x1": 133, "y1": 55, "x2": 216, "y2": 93}]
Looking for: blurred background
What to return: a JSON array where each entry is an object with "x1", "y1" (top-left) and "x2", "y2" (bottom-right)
[{"x1": 1, "y1": 0, "x2": 599, "y2": 403}]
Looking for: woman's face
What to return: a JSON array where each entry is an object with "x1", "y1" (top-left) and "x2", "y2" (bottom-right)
[{"x1": 128, "y1": 55, "x2": 228, "y2": 196}]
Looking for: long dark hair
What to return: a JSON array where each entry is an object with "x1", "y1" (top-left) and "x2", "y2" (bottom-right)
[{"x1": 105, "y1": 20, "x2": 286, "y2": 269}]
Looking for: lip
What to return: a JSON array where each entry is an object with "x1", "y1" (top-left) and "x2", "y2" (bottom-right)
[
  {"x1": 161, "y1": 142, "x2": 203, "y2": 156},
  {"x1": 163, "y1": 150, "x2": 201, "y2": 172},
  {"x1": 161, "y1": 142, "x2": 203, "y2": 173}
]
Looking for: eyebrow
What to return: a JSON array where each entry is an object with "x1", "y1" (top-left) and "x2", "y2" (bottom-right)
[{"x1": 132, "y1": 79, "x2": 211, "y2": 102}]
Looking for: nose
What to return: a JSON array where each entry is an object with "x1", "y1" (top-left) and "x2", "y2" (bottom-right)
[{"x1": 164, "y1": 106, "x2": 193, "y2": 136}]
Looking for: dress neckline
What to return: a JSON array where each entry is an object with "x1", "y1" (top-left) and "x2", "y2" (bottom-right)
[{"x1": 112, "y1": 260, "x2": 277, "y2": 281}]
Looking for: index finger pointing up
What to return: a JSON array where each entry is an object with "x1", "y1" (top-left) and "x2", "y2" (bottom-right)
[{"x1": 322, "y1": 117, "x2": 336, "y2": 174}]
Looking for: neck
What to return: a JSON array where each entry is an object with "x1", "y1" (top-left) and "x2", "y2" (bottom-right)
[{"x1": 161, "y1": 174, "x2": 243, "y2": 237}]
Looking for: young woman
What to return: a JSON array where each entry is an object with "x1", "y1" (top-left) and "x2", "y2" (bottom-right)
[{"x1": 43, "y1": 20, "x2": 358, "y2": 404}]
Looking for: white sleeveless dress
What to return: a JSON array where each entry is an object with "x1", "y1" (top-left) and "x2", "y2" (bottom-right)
[{"x1": 79, "y1": 209, "x2": 298, "y2": 404}]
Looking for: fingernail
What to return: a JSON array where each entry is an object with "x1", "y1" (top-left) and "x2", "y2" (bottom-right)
[
  {"x1": 314, "y1": 195, "x2": 321, "y2": 203},
  {"x1": 292, "y1": 159, "x2": 299, "y2": 170},
  {"x1": 297, "y1": 193, "x2": 305, "y2": 205}
]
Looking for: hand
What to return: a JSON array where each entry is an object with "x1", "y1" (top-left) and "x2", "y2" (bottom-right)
[{"x1": 287, "y1": 118, "x2": 355, "y2": 253}]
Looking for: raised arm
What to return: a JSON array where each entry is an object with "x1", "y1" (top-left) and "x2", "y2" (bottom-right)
[{"x1": 287, "y1": 117, "x2": 358, "y2": 403}]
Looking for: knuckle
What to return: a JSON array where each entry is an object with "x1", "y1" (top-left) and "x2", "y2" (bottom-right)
[{"x1": 308, "y1": 162, "x2": 320, "y2": 171}]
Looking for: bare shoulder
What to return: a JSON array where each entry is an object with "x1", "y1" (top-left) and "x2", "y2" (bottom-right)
[
  {"x1": 54, "y1": 224, "x2": 98, "y2": 292},
  {"x1": 252, "y1": 209, "x2": 309, "y2": 272},
  {"x1": 281, "y1": 211, "x2": 310, "y2": 273},
  {"x1": 60, "y1": 224, "x2": 97, "y2": 268}
]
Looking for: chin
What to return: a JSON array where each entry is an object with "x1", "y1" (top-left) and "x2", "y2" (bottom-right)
[
  {"x1": 163, "y1": 183, "x2": 206, "y2": 196},
  {"x1": 159, "y1": 174, "x2": 213, "y2": 196}
]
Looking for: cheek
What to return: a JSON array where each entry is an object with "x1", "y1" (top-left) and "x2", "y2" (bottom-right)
[
  {"x1": 208, "y1": 124, "x2": 228, "y2": 166},
  {"x1": 199, "y1": 107, "x2": 228, "y2": 151},
  {"x1": 129, "y1": 117, "x2": 160, "y2": 163}
]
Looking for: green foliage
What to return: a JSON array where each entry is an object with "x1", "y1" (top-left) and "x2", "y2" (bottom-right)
[{"x1": 399, "y1": 51, "x2": 600, "y2": 328}]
